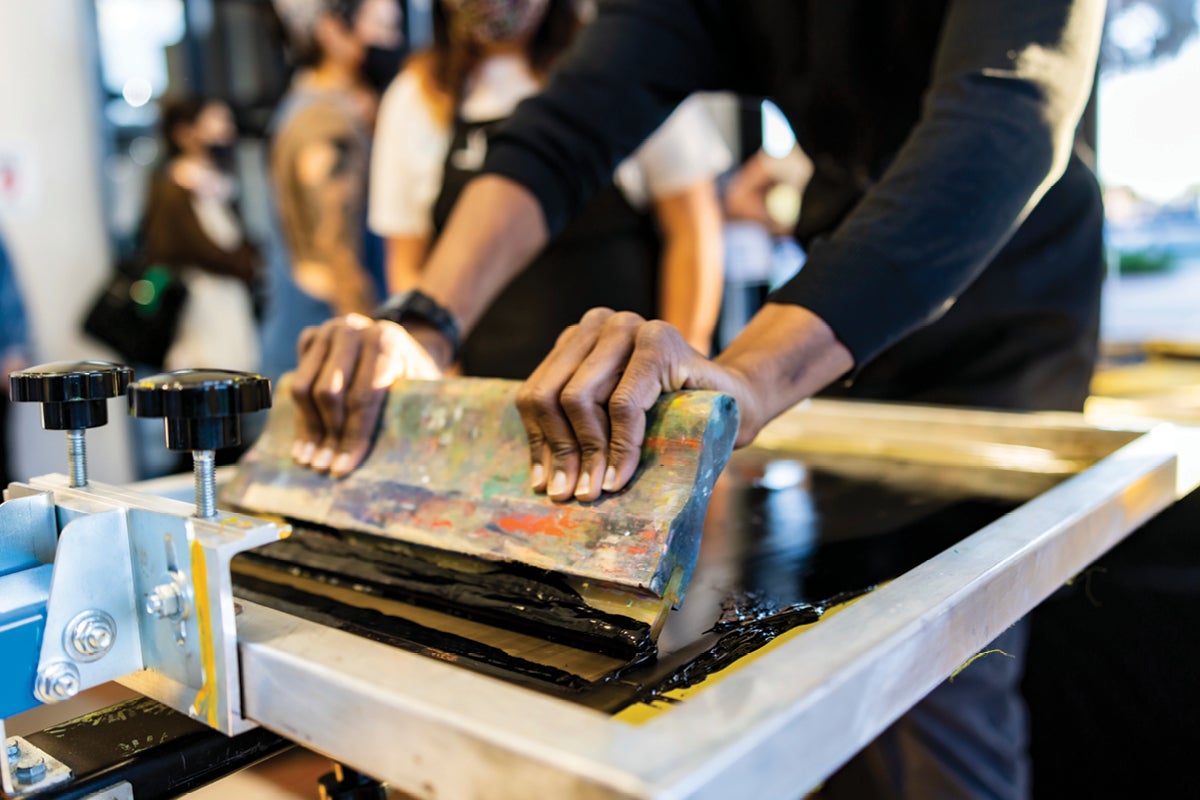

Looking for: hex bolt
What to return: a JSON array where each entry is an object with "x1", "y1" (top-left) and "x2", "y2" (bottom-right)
[
  {"x1": 67, "y1": 611, "x2": 117, "y2": 661},
  {"x1": 14, "y1": 757, "x2": 47, "y2": 785},
  {"x1": 5, "y1": 739, "x2": 18, "y2": 766},
  {"x1": 145, "y1": 580, "x2": 186, "y2": 620},
  {"x1": 34, "y1": 661, "x2": 81, "y2": 703}
]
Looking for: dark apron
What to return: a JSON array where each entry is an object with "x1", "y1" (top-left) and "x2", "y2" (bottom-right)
[{"x1": 432, "y1": 117, "x2": 660, "y2": 379}]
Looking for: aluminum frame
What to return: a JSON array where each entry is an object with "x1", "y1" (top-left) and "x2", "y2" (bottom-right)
[{"x1": 229, "y1": 400, "x2": 1200, "y2": 799}]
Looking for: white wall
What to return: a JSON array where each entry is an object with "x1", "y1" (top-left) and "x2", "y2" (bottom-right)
[{"x1": 0, "y1": 0, "x2": 135, "y2": 484}]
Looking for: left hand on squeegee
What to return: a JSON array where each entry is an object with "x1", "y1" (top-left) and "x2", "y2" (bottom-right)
[{"x1": 289, "y1": 313, "x2": 442, "y2": 477}]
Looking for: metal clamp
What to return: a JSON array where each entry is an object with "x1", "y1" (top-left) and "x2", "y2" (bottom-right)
[{"x1": 5, "y1": 475, "x2": 288, "y2": 736}]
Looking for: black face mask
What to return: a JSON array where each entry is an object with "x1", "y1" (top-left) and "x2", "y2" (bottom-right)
[
  {"x1": 362, "y1": 45, "x2": 405, "y2": 93},
  {"x1": 206, "y1": 142, "x2": 237, "y2": 172}
]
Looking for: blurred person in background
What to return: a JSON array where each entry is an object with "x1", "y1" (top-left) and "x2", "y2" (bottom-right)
[
  {"x1": 143, "y1": 96, "x2": 262, "y2": 373},
  {"x1": 261, "y1": 0, "x2": 404, "y2": 382},
  {"x1": 0, "y1": 229, "x2": 30, "y2": 487},
  {"x1": 366, "y1": 0, "x2": 730, "y2": 380}
]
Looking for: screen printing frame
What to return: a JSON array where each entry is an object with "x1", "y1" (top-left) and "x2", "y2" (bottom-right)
[{"x1": 185, "y1": 401, "x2": 1200, "y2": 798}]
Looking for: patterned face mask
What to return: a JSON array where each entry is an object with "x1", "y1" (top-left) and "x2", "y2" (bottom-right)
[{"x1": 445, "y1": 0, "x2": 550, "y2": 44}]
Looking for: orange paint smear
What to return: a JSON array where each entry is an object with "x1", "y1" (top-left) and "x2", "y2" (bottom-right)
[
  {"x1": 495, "y1": 511, "x2": 581, "y2": 538},
  {"x1": 643, "y1": 435, "x2": 701, "y2": 451}
]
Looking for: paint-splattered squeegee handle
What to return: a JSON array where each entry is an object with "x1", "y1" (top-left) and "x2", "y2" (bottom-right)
[{"x1": 222, "y1": 377, "x2": 738, "y2": 602}]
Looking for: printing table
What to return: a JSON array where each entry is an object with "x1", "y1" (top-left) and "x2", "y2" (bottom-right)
[{"x1": 5, "y1": 398, "x2": 1198, "y2": 799}]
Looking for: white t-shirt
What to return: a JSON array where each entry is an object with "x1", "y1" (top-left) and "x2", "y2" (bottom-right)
[{"x1": 368, "y1": 53, "x2": 733, "y2": 238}]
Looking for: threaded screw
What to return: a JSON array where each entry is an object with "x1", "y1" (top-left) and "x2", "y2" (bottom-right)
[
  {"x1": 66, "y1": 429, "x2": 87, "y2": 487},
  {"x1": 193, "y1": 449, "x2": 217, "y2": 518}
]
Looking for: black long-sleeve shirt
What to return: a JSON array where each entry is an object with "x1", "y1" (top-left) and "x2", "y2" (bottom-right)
[{"x1": 482, "y1": 0, "x2": 1107, "y2": 409}]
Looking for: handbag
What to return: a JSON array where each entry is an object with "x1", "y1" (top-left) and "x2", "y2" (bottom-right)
[{"x1": 82, "y1": 256, "x2": 188, "y2": 369}]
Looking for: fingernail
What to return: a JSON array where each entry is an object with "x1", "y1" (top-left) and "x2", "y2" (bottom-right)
[
  {"x1": 549, "y1": 470, "x2": 567, "y2": 496},
  {"x1": 312, "y1": 447, "x2": 334, "y2": 470},
  {"x1": 575, "y1": 472, "x2": 591, "y2": 498},
  {"x1": 603, "y1": 465, "x2": 618, "y2": 492},
  {"x1": 331, "y1": 453, "x2": 354, "y2": 475},
  {"x1": 297, "y1": 442, "x2": 316, "y2": 465},
  {"x1": 530, "y1": 463, "x2": 545, "y2": 488}
]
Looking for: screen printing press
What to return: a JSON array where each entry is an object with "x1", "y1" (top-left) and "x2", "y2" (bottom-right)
[{"x1": 2, "y1": 362, "x2": 1198, "y2": 800}]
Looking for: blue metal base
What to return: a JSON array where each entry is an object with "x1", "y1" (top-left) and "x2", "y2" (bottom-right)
[{"x1": 0, "y1": 564, "x2": 50, "y2": 719}]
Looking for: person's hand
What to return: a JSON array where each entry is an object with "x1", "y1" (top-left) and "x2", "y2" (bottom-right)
[
  {"x1": 516, "y1": 303, "x2": 854, "y2": 504},
  {"x1": 724, "y1": 151, "x2": 807, "y2": 237},
  {"x1": 515, "y1": 308, "x2": 763, "y2": 504},
  {"x1": 724, "y1": 155, "x2": 776, "y2": 227},
  {"x1": 290, "y1": 313, "x2": 443, "y2": 477}
]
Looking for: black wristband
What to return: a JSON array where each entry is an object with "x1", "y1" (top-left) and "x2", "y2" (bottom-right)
[{"x1": 373, "y1": 289, "x2": 462, "y2": 361}]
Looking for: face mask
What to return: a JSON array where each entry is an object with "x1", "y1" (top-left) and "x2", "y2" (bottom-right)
[
  {"x1": 362, "y1": 45, "x2": 405, "y2": 93},
  {"x1": 449, "y1": 0, "x2": 549, "y2": 44}
]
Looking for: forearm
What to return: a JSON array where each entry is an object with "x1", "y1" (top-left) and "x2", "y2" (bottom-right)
[
  {"x1": 713, "y1": 302, "x2": 853, "y2": 444},
  {"x1": 771, "y1": 0, "x2": 1103, "y2": 370},
  {"x1": 657, "y1": 225, "x2": 723, "y2": 355},
  {"x1": 329, "y1": 252, "x2": 375, "y2": 315},
  {"x1": 385, "y1": 235, "x2": 429, "y2": 294},
  {"x1": 413, "y1": 176, "x2": 548, "y2": 364}
]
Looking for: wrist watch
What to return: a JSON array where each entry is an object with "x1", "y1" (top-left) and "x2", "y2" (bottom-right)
[{"x1": 373, "y1": 289, "x2": 462, "y2": 361}]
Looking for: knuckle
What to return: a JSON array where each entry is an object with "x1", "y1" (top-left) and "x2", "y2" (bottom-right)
[
  {"x1": 516, "y1": 387, "x2": 555, "y2": 416},
  {"x1": 607, "y1": 310, "x2": 645, "y2": 329},
  {"x1": 514, "y1": 387, "x2": 539, "y2": 414},
  {"x1": 548, "y1": 440, "x2": 580, "y2": 460},
  {"x1": 289, "y1": 375, "x2": 313, "y2": 400},
  {"x1": 607, "y1": 439, "x2": 639, "y2": 464},
  {"x1": 343, "y1": 387, "x2": 378, "y2": 413},
  {"x1": 558, "y1": 384, "x2": 592, "y2": 415},
  {"x1": 553, "y1": 325, "x2": 579, "y2": 350},
  {"x1": 608, "y1": 389, "x2": 640, "y2": 418},
  {"x1": 637, "y1": 319, "x2": 677, "y2": 346},
  {"x1": 312, "y1": 382, "x2": 340, "y2": 408},
  {"x1": 297, "y1": 326, "x2": 319, "y2": 351},
  {"x1": 577, "y1": 438, "x2": 606, "y2": 460},
  {"x1": 581, "y1": 307, "x2": 616, "y2": 327},
  {"x1": 361, "y1": 324, "x2": 384, "y2": 348},
  {"x1": 605, "y1": 438, "x2": 630, "y2": 459}
]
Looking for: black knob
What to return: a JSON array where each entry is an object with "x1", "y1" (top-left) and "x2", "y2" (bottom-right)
[
  {"x1": 128, "y1": 369, "x2": 271, "y2": 451},
  {"x1": 10, "y1": 361, "x2": 134, "y2": 431}
]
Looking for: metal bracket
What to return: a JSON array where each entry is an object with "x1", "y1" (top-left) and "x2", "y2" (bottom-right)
[
  {"x1": 35, "y1": 508, "x2": 144, "y2": 702},
  {"x1": 0, "y1": 490, "x2": 57, "y2": 575},
  {"x1": 5, "y1": 474, "x2": 289, "y2": 736},
  {"x1": 1, "y1": 726, "x2": 72, "y2": 799}
]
